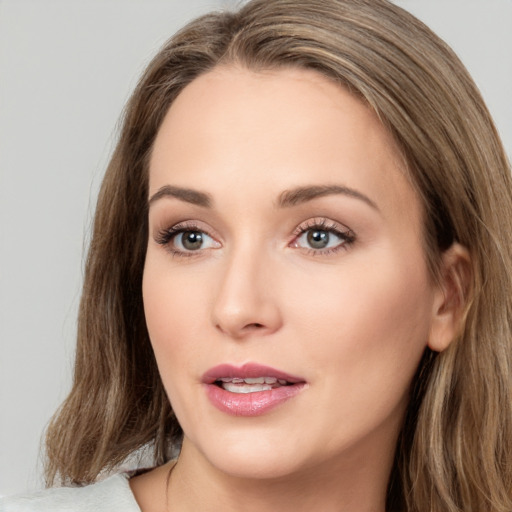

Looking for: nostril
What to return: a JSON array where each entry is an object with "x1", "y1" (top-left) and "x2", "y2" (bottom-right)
[{"x1": 246, "y1": 323, "x2": 264, "y2": 329}]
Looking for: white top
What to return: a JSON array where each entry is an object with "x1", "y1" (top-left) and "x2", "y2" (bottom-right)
[{"x1": 0, "y1": 473, "x2": 141, "y2": 512}]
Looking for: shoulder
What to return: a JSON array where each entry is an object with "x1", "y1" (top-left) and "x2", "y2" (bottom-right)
[{"x1": 0, "y1": 473, "x2": 141, "y2": 512}]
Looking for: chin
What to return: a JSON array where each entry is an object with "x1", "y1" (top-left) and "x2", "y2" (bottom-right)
[
  {"x1": 186, "y1": 428, "x2": 312, "y2": 480},
  {"x1": 211, "y1": 451, "x2": 304, "y2": 481}
]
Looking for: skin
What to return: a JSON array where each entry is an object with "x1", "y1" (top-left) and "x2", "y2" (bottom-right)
[{"x1": 132, "y1": 66, "x2": 462, "y2": 512}]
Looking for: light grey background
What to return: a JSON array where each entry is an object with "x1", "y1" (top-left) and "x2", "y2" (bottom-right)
[{"x1": 1, "y1": 0, "x2": 511, "y2": 497}]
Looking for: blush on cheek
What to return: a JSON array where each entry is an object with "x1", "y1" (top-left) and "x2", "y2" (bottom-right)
[{"x1": 295, "y1": 253, "x2": 432, "y2": 399}]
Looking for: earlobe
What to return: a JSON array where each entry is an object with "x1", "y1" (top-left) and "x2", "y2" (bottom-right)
[{"x1": 428, "y1": 243, "x2": 472, "y2": 353}]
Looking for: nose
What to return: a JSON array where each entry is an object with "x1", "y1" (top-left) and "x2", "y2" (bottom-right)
[{"x1": 211, "y1": 246, "x2": 283, "y2": 339}]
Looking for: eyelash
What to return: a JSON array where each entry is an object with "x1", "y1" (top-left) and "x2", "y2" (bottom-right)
[
  {"x1": 155, "y1": 218, "x2": 356, "y2": 258},
  {"x1": 155, "y1": 221, "x2": 215, "y2": 258},
  {"x1": 291, "y1": 218, "x2": 356, "y2": 256}
]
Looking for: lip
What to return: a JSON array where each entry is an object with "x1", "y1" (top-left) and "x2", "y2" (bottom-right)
[
  {"x1": 202, "y1": 363, "x2": 305, "y2": 384},
  {"x1": 202, "y1": 363, "x2": 307, "y2": 417}
]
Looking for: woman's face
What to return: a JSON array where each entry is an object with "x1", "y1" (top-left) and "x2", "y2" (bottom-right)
[{"x1": 143, "y1": 66, "x2": 443, "y2": 479}]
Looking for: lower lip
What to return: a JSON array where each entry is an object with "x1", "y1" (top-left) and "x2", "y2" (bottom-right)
[{"x1": 204, "y1": 383, "x2": 306, "y2": 416}]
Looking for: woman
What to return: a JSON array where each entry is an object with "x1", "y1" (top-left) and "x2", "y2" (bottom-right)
[{"x1": 3, "y1": 0, "x2": 512, "y2": 510}]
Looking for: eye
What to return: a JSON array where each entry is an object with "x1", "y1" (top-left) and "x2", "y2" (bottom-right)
[
  {"x1": 174, "y1": 230, "x2": 216, "y2": 251},
  {"x1": 292, "y1": 219, "x2": 355, "y2": 254},
  {"x1": 155, "y1": 222, "x2": 220, "y2": 256}
]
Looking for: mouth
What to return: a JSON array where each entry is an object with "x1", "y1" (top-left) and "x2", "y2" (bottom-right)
[
  {"x1": 215, "y1": 376, "x2": 294, "y2": 394},
  {"x1": 202, "y1": 363, "x2": 307, "y2": 416}
]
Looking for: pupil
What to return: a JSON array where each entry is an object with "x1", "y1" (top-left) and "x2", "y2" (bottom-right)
[
  {"x1": 307, "y1": 230, "x2": 329, "y2": 249},
  {"x1": 182, "y1": 231, "x2": 203, "y2": 250}
]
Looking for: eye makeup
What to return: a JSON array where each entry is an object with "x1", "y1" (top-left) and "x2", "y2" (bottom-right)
[{"x1": 153, "y1": 216, "x2": 356, "y2": 259}]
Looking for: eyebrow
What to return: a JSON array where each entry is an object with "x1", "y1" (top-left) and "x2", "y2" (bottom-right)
[
  {"x1": 148, "y1": 185, "x2": 212, "y2": 208},
  {"x1": 277, "y1": 185, "x2": 379, "y2": 211},
  {"x1": 148, "y1": 183, "x2": 378, "y2": 211}
]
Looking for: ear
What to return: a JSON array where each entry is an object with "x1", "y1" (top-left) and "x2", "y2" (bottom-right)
[{"x1": 428, "y1": 243, "x2": 472, "y2": 353}]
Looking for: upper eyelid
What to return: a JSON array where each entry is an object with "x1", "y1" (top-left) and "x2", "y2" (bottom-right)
[
  {"x1": 157, "y1": 220, "x2": 218, "y2": 237},
  {"x1": 153, "y1": 216, "x2": 355, "y2": 244},
  {"x1": 293, "y1": 217, "x2": 351, "y2": 234}
]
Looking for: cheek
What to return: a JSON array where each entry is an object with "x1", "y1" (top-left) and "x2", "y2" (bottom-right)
[
  {"x1": 142, "y1": 255, "x2": 208, "y2": 381},
  {"x1": 142, "y1": 262, "x2": 213, "y2": 439},
  {"x1": 286, "y1": 248, "x2": 434, "y2": 409}
]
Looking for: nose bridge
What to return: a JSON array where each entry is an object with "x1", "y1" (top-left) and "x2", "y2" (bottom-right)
[{"x1": 212, "y1": 237, "x2": 281, "y2": 338}]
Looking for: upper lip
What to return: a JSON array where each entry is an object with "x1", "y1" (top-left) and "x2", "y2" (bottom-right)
[{"x1": 202, "y1": 363, "x2": 305, "y2": 384}]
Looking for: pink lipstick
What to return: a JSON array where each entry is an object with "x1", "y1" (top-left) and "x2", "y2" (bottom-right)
[{"x1": 202, "y1": 363, "x2": 306, "y2": 416}]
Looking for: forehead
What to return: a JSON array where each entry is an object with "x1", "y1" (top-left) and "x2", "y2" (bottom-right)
[{"x1": 149, "y1": 65, "x2": 419, "y2": 225}]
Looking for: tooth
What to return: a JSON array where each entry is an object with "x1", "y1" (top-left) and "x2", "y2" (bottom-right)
[
  {"x1": 264, "y1": 377, "x2": 277, "y2": 384},
  {"x1": 244, "y1": 377, "x2": 265, "y2": 384},
  {"x1": 219, "y1": 378, "x2": 232, "y2": 383},
  {"x1": 278, "y1": 379, "x2": 287, "y2": 385},
  {"x1": 223, "y1": 383, "x2": 273, "y2": 393},
  {"x1": 231, "y1": 378, "x2": 244, "y2": 383}
]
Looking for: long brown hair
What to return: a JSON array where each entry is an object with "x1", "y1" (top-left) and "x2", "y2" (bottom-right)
[{"x1": 45, "y1": 1, "x2": 512, "y2": 510}]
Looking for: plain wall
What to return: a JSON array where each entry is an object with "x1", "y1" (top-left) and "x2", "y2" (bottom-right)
[{"x1": 1, "y1": 0, "x2": 511, "y2": 497}]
